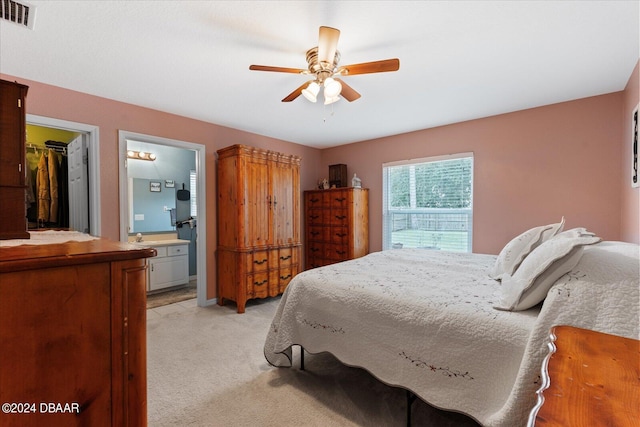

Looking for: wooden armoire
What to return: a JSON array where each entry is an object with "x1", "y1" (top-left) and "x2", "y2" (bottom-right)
[
  {"x1": 304, "y1": 187, "x2": 369, "y2": 269},
  {"x1": 0, "y1": 79, "x2": 29, "y2": 239},
  {"x1": 216, "y1": 144, "x2": 301, "y2": 313}
]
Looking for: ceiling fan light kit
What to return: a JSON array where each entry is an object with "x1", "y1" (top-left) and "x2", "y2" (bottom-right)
[
  {"x1": 250, "y1": 26, "x2": 399, "y2": 104},
  {"x1": 302, "y1": 81, "x2": 320, "y2": 102},
  {"x1": 323, "y1": 77, "x2": 342, "y2": 98}
]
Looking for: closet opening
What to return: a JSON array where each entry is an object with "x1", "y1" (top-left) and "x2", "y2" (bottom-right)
[
  {"x1": 26, "y1": 115, "x2": 101, "y2": 236},
  {"x1": 26, "y1": 124, "x2": 90, "y2": 233}
]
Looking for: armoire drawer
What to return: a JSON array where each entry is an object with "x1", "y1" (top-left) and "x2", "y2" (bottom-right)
[
  {"x1": 246, "y1": 251, "x2": 270, "y2": 272},
  {"x1": 246, "y1": 272, "x2": 269, "y2": 298}
]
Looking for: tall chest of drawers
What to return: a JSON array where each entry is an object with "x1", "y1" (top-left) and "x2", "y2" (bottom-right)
[{"x1": 304, "y1": 187, "x2": 369, "y2": 269}]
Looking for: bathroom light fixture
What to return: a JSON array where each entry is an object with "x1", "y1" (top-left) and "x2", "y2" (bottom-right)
[{"x1": 127, "y1": 150, "x2": 156, "y2": 161}]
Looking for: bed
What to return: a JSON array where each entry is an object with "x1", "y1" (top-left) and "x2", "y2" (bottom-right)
[{"x1": 264, "y1": 222, "x2": 639, "y2": 426}]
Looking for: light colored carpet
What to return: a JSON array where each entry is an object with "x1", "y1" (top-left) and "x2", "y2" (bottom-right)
[{"x1": 147, "y1": 297, "x2": 481, "y2": 427}]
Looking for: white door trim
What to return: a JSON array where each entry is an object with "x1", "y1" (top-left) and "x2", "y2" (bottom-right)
[
  {"x1": 118, "y1": 130, "x2": 211, "y2": 307},
  {"x1": 26, "y1": 114, "x2": 101, "y2": 236}
]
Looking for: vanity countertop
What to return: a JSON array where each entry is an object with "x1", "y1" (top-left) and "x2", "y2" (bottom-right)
[{"x1": 129, "y1": 239, "x2": 190, "y2": 247}]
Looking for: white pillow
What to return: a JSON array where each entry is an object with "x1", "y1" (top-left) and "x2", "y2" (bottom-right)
[
  {"x1": 494, "y1": 228, "x2": 600, "y2": 311},
  {"x1": 540, "y1": 216, "x2": 566, "y2": 243},
  {"x1": 489, "y1": 217, "x2": 565, "y2": 280}
]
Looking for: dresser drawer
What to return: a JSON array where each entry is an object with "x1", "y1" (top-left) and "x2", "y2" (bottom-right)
[
  {"x1": 307, "y1": 225, "x2": 323, "y2": 241},
  {"x1": 329, "y1": 208, "x2": 348, "y2": 225},
  {"x1": 329, "y1": 191, "x2": 349, "y2": 207},
  {"x1": 330, "y1": 226, "x2": 349, "y2": 244},
  {"x1": 307, "y1": 209, "x2": 325, "y2": 225},
  {"x1": 325, "y1": 243, "x2": 348, "y2": 260},
  {"x1": 308, "y1": 242, "x2": 323, "y2": 257},
  {"x1": 306, "y1": 194, "x2": 323, "y2": 207}
]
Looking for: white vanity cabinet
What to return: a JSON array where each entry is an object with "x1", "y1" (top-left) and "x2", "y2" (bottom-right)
[{"x1": 146, "y1": 241, "x2": 189, "y2": 292}]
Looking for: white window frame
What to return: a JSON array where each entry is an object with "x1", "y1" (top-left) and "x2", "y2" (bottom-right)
[{"x1": 382, "y1": 152, "x2": 474, "y2": 252}]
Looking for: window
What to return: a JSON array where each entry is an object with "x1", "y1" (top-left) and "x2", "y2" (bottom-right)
[
  {"x1": 382, "y1": 153, "x2": 473, "y2": 252},
  {"x1": 189, "y1": 169, "x2": 197, "y2": 217}
]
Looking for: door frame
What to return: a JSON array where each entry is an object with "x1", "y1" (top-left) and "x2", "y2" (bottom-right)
[
  {"x1": 26, "y1": 114, "x2": 101, "y2": 236},
  {"x1": 118, "y1": 130, "x2": 210, "y2": 307}
]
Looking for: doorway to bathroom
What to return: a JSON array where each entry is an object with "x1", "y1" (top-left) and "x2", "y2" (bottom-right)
[{"x1": 117, "y1": 131, "x2": 209, "y2": 307}]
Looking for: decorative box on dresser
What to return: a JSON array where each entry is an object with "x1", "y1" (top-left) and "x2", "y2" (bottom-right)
[
  {"x1": 304, "y1": 187, "x2": 369, "y2": 269},
  {"x1": 0, "y1": 235, "x2": 156, "y2": 427},
  {"x1": 0, "y1": 79, "x2": 29, "y2": 240},
  {"x1": 216, "y1": 144, "x2": 301, "y2": 313}
]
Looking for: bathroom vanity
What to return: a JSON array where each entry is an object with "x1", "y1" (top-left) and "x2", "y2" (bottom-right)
[{"x1": 132, "y1": 239, "x2": 190, "y2": 292}]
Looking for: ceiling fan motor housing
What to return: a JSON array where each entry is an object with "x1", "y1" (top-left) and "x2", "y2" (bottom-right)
[{"x1": 306, "y1": 47, "x2": 341, "y2": 83}]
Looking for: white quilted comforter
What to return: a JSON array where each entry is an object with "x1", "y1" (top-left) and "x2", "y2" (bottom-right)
[{"x1": 264, "y1": 242, "x2": 639, "y2": 426}]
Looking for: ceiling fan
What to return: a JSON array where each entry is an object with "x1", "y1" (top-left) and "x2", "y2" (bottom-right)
[{"x1": 249, "y1": 26, "x2": 400, "y2": 104}]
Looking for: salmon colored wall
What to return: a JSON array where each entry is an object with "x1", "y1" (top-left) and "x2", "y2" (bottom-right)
[
  {"x1": 4, "y1": 66, "x2": 635, "y2": 296},
  {"x1": 320, "y1": 93, "x2": 624, "y2": 255},
  {"x1": 2, "y1": 73, "x2": 322, "y2": 302},
  {"x1": 621, "y1": 61, "x2": 639, "y2": 244}
]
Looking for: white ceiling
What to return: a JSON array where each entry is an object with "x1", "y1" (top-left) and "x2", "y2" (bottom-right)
[{"x1": 1, "y1": 1, "x2": 638, "y2": 149}]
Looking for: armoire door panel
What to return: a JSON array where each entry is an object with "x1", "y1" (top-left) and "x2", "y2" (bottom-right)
[
  {"x1": 245, "y1": 158, "x2": 271, "y2": 247},
  {"x1": 271, "y1": 161, "x2": 298, "y2": 245}
]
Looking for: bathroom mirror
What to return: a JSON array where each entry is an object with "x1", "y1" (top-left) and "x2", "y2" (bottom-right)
[{"x1": 128, "y1": 178, "x2": 176, "y2": 233}]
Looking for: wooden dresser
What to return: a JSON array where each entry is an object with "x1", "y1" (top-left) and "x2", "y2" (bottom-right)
[
  {"x1": 216, "y1": 144, "x2": 301, "y2": 313},
  {"x1": 0, "y1": 79, "x2": 29, "y2": 240},
  {"x1": 304, "y1": 187, "x2": 369, "y2": 269},
  {"x1": 528, "y1": 325, "x2": 640, "y2": 427},
  {"x1": 0, "y1": 236, "x2": 155, "y2": 427}
]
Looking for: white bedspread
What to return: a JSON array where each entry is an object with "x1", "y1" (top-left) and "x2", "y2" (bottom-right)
[{"x1": 264, "y1": 242, "x2": 639, "y2": 426}]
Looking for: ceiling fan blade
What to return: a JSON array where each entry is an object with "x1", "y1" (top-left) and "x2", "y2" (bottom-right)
[
  {"x1": 317, "y1": 26, "x2": 340, "y2": 66},
  {"x1": 281, "y1": 81, "x2": 312, "y2": 102},
  {"x1": 338, "y1": 58, "x2": 400, "y2": 76},
  {"x1": 249, "y1": 65, "x2": 307, "y2": 74},
  {"x1": 334, "y1": 79, "x2": 361, "y2": 102}
]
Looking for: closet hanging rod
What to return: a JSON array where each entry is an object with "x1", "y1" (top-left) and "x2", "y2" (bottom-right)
[{"x1": 26, "y1": 143, "x2": 67, "y2": 155}]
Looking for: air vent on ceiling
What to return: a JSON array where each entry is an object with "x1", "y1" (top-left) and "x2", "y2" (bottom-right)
[{"x1": 1, "y1": 0, "x2": 36, "y2": 30}]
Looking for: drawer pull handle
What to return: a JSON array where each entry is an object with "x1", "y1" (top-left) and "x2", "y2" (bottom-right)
[
  {"x1": 254, "y1": 279, "x2": 268, "y2": 286},
  {"x1": 336, "y1": 233, "x2": 347, "y2": 238},
  {"x1": 310, "y1": 197, "x2": 320, "y2": 203},
  {"x1": 335, "y1": 197, "x2": 346, "y2": 202},
  {"x1": 254, "y1": 258, "x2": 268, "y2": 265},
  {"x1": 280, "y1": 274, "x2": 292, "y2": 280},
  {"x1": 280, "y1": 255, "x2": 291, "y2": 261},
  {"x1": 335, "y1": 215, "x2": 347, "y2": 220},
  {"x1": 336, "y1": 250, "x2": 346, "y2": 255},
  {"x1": 310, "y1": 215, "x2": 320, "y2": 220},
  {"x1": 310, "y1": 231, "x2": 320, "y2": 236},
  {"x1": 310, "y1": 247, "x2": 320, "y2": 252}
]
